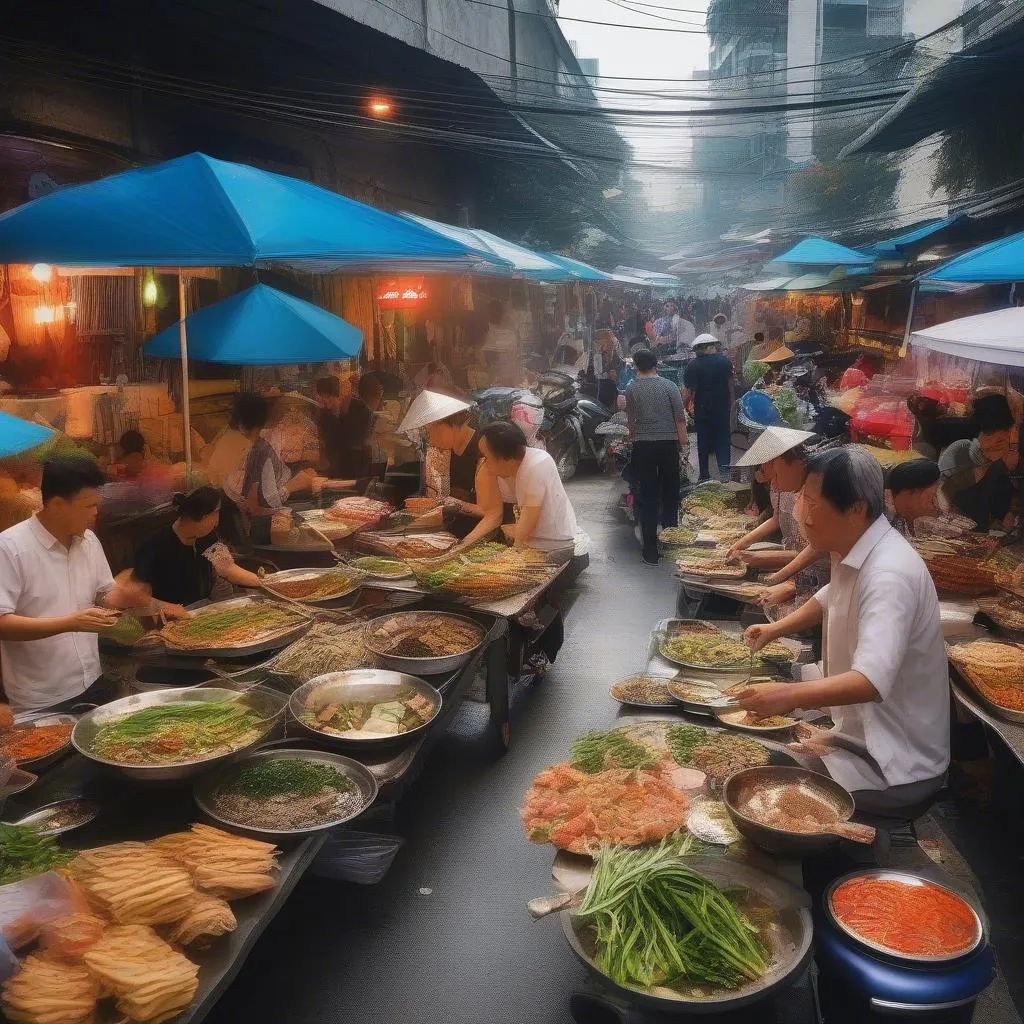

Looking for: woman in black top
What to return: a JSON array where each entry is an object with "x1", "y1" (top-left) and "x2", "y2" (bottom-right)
[
  {"x1": 423, "y1": 405, "x2": 485, "y2": 539},
  {"x1": 133, "y1": 487, "x2": 262, "y2": 617}
]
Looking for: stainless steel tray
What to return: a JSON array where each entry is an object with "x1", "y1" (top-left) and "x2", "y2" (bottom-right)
[
  {"x1": 193, "y1": 747, "x2": 379, "y2": 842},
  {"x1": 608, "y1": 674, "x2": 684, "y2": 711},
  {"x1": 7, "y1": 710, "x2": 78, "y2": 772},
  {"x1": 260, "y1": 567, "x2": 365, "y2": 605},
  {"x1": 947, "y1": 656, "x2": 1024, "y2": 724},
  {"x1": 658, "y1": 633, "x2": 800, "y2": 674},
  {"x1": 162, "y1": 596, "x2": 313, "y2": 659},
  {"x1": 824, "y1": 869, "x2": 985, "y2": 964}
]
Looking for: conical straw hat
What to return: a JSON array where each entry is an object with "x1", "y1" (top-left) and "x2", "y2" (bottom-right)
[
  {"x1": 398, "y1": 390, "x2": 472, "y2": 434},
  {"x1": 735, "y1": 425, "x2": 815, "y2": 468}
]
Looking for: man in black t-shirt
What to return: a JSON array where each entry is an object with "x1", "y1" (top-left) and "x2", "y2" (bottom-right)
[{"x1": 683, "y1": 334, "x2": 734, "y2": 483}]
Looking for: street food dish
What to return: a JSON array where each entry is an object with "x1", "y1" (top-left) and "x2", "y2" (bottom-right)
[
  {"x1": 660, "y1": 632, "x2": 794, "y2": 671},
  {"x1": 976, "y1": 592, "x2": 1024, "y2": 632},
  {"x1": 261, "y1": 567, "x2": 364, "y2": 602},
  {"x1": 609, "y1": 676, "x2": 677, "y2": 708},
  {"x1": 2, "y1": 952, "x2": 101, "y2": 1024},
  {"x1": 350, "y1": 556, "x2": 412, "y2": 579},
  {"x1": 829, "y1": 873, "x2": 982, "y2": 960},
  {"x1": 0, "y1": 723, "x2": 73, "y2": 765},
  {"x1": 208, "y1": 758, "x2": 365, "y2": 831},
  {"x1": 88, "y1": 698, "x2": 270, "y2": 766},
  {"x1": 364, "y1": 612, "x2": 483, "y2": 661},
  {"x1": 948, "y1": 639, "x2": 1024, "y2": 714},
  {"x1": 412, "y1": 545, "x2": 553, "y2": 600},
  {"x1": 675, "y1": 553, "x2": 748, "y2": 579},
  {"x1": 682, "y1": 484, "x2": 748, "y2": 517},
  {"x1": 521, "y1": 763, "x2": 688, "y2": 854},
  {"x1": 717, "y1": 710, "x2": 797, "y2": 732},
  {"x1": 300, "y1": 687, "x2": 436, "y2": 739},
  {"x1": 0, "y1": 823, "x2": 70, "y2": 884},
  {"x1": 159, "y1": 601, "x2": 308, "y2": 652},
  {"x1": 83, "y1": 924, "x2": 200, "y2": 1023},
  {"x1": 915, "y1": 547, "x2": 997, "y2": 596},
  {"x1": 324, "y1": 496, "x2": 392, "y2": 525},
  {"x1": 149, "y1": 824, "x2": 279, "y2": 900},
  {"x1": 269, "y1": 622, "x2": 370, "y2": 681},
  {"x1": 665, "y1": 725, "x2": 771, "y2": 781}
]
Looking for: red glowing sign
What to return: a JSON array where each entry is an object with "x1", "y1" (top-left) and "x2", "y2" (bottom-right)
[{"x1": 377, "y1": 280, "x2": 429, "y2": 309}]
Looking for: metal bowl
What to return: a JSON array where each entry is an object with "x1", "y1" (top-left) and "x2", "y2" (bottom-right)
[
  {"x1": 289, "y1": 669, "x2": 442, "y2": 750},
  {"x1": 362, "y1": 611, "x2": 485, "y2": 675},
  {"x1": 193, "y1": 747, "x2": 378, "y2": 843},
  {"x1": 824, "y1": 869, "x2": 985, "y2": 965},
  {"x1": 7, "y1": 798, "x2": 100, "y2": 837},
  {"x1": 349, "y1": 556, "x2": 413, "y2": 581},
  {"x1": 608, "y1": 675, "x2": 681, "y2": 710},
  {"x1": 562, "y1": 854, "x2": 814, "y2": 1015},
  {"x1": 71, "y1": 686, "x2": 288, "y2": 782},
  {"x1": 5, "y1": 711, "x2": 77, "y2": 773},
  {"x1": 724, "y1": 766, "x2": 856, "y2": 857},
  {"x1": 260, "y1": 567, "x2": 365, "y2": 605}
]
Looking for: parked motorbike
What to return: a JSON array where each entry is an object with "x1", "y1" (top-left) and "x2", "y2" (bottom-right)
[{"x1": 472, "y1": 370, "x2": 614, "y2": 482}]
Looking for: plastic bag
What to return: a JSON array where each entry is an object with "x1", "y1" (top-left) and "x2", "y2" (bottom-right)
[
  {"x1": 0, "y1": 872, "x2": 87, "y2": 951},
  {"x1": 311, "y1": 829, "x2": 403, "y2": 885}
]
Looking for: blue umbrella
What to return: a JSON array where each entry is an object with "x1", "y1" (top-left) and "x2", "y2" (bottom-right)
[
  {"x1": 769, "y1": 237, "x2": 875, "y2": 267},
  {"x1": 922, "y1": 230, "x2": 1024, "y2": 283},
  {"x1": 0, "y1": 153, "x2": 509, "y2": 271},
  {"x1": 143, "y1": 284, "x2": 362, "y2": 365},
  {"x1": 0, "y1": 412, "x2": 55, "y2": 459}
]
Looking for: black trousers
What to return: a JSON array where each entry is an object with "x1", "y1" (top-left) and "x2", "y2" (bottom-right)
[{"x1": 632, "y1": 439, "x2": 680, "y2": 558}]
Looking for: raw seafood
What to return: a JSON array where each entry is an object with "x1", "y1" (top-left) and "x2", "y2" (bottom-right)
[{"x1": 521, "y1": 763, "x2": 688, "y2": 854}]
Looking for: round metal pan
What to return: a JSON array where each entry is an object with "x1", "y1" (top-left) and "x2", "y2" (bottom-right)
[
  {"x1": 260, "y1": 567, "x2": 365, "y2": 605},
  {"x1": 289, "y1": 669, "x2": 441, "y2": 750},
  {"x1": 608, "y1": 675, "x2": 681, "y2": 711},
  {"x1": 71, "y1": 686, "x2": 288, "y2": 782},
  {"x1": 824, "y1": 869, "x2": 985, "y2": 965},
  {"x1": 723, "y1": 765, "x2": 856, "y2": 857},
  {"x1": 6, "y1": 798, "x2": 100, "y2": 837},
  {"x1": 659, "y1": 635, "x2": 800, "y2": 674},
  {"x1": 561, "y1": 854, "x2": 814, "y2": 1015},
  {"x1": 161, "y1": 596, "x2": 312, "y2": 659},
  {"x1": 715, "y1": 709, "x2": 798, "y2": 735},
  {"x1": 193, "y1": 747, "x2": 378, "y2": 843},
  {"x1": 362, "y1": 611, "x2": 485, "y2": 675},
  {"x1": 667, "y1": 678, "x2": 736, "y2": 716},
  {"x1": 5, "y1": 710, "x2": 78, "y2": 773}
]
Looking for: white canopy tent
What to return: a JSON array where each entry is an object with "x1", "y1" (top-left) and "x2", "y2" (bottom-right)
[{"x1": 911, "y1": 306, "x2": 1024, "y2": 367}]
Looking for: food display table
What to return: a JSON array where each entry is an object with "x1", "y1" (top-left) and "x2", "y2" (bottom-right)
[
  {"x1": 948, "y1": 664, "x2": 1024, "y2": 770},
  {"x1": 1, "y1": 753, "x2": 326, "y2": 1024}
]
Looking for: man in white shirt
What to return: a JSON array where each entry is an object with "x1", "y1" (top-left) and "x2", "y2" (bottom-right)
[
  {"x1": 458, "y1": 422, "x2": 578, "y2": 552},
  {"x1": 0, "y1": 458, "x2": 148, "y2": 711},
  {"x1": 738, "y1": 446, "x2": 949, "y2": 816}
]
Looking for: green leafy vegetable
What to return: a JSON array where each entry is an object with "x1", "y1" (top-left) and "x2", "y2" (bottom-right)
[
  {"x1": 743, "y1": 360, "x2": 769, "y2": 384},
  {"x1": 576, "y1": 839, "x2": 769, "y2": 992},
  {"x1": 571, "y1": 728, "x2": 659, "y2": 775},
  {"x1": 0, "y1": 823, "x2": 71, "y2": 884},
  {"x1": 666, "y1": 724, "x2": 709, "y2": 766},
  {"x1": 225, "y1": 758, "x2": 354, "y2": 798}
]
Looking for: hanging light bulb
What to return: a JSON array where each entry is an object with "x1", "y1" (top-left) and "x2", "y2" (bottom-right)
[
  {"x1": 142, "y1": 273, "x2": 159, "y2": 307},
  {"x1": 367, "y1": 96, "x2": 394, "y2": 118},
  {"x1": 30, "y1": 263, "x2": 53, "y2": 283}
]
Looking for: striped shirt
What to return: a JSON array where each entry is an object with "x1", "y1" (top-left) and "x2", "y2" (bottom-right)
[{"x1": 625, "y1": 374, "x2": 685, "y2": 442}]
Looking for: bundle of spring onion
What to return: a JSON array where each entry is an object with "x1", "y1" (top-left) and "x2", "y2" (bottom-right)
[{"x1": 576, "y1": 839, "x2": 769, "y2": 993}]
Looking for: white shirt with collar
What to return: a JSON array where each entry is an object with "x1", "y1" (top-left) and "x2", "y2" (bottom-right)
[
  {"x1": 0, "y1": 516, "x2": 113, "y2": 710},
  {"x1": 812, "y1": 514, "x2": 949, "y2": 793}
]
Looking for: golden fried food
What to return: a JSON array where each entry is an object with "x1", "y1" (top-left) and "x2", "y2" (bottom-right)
[
  {"x1": 150, "y1": 824, "x2": 278, "y2": 900},
  {"x1": 2, "y1": 953, "x2": 100, "y2": 1024},
  {"x1": 38, "y1": 913, "x2": 106, "y2": 961},
  {"x1": 164, "y1": 893, "x2": 237, "y2": 948},
  {"x1": 70, "y1": 843, "x2": 198, "y2": 926},
  {"x1": 83, "y1": 925, "x2": 198, "y2": 1024}
]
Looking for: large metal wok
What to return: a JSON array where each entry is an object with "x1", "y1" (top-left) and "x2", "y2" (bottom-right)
[
  {"x1": 71, "y1": 686, "x2": 288, "y2": 782},
  {"x1": 562, "y1": 855, "x2": 813, "y2": 1018}
]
